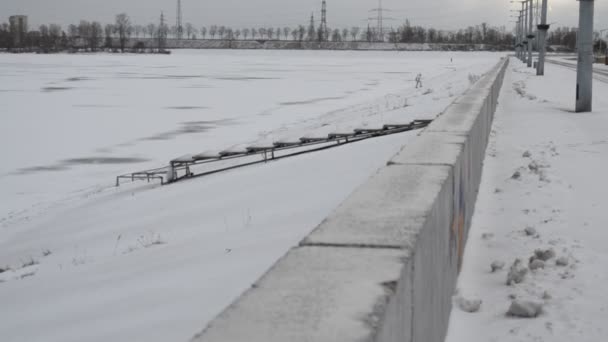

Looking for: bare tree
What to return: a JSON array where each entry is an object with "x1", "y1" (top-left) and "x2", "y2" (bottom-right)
[
  {"x1": 276, "y1": 27, "x2": 281, "y2": 40},
  {"x1": 200, "y1": 26, "x2": 207, "y2": 39},
  {"x1": 307, "y1": 22, "x2": 315, "y2": 41},
  {"x1": 331, "y1": 29, "x2": 341, "y2": 42},
  {"x1": 209, "y1": 25, "x2": 217, "y2": 39},
  {"x1": 68, "y1": 24, "x2": 78, "y2": 47},
  {"x1": 133, "y1": 25, "x2": 142, "y2": 38},
  {"x1": 342, "y1": 28, "x2": 349, "y2": 42},
  {"x1": 267, "y1": 27, "x2": 274, "y2": 40},
  {"x1": 234, "y1": 29, "x2": 241, "y2": 40},
  {"x1": 78, "y1": 21, "x2": 92, "y2": 50},
  {"x1": 291, "y1": 28, "x2": 298, "y2": 41},
  {"x1": 39, "y1": 25, "x2": 49, "y2": 50},
  {"x1": 147, "y1": 23, "x2": 156, "y2": 39},
  {"x1": 298, "y1": 25, "x2": 305, "y2": 42},
  {"x1": 90, "y1": 21, "x2": 103, "y2": 51},
  {"x1": 251, "y1": 28, "x2": 257, "y2": 39},
  {"x1": 169, "y1": 26, "x2": 177, "y2": 38},
  {"x1": 185, "y1": 23, "x2": 194, "y2": 39},
  {"x1": 259, "y1": 28, "x2": 266, "y2": 39},
  {"x1": 218, "y1": 26, "x2": 226, "y2": 39},
  {"x1": 49, "y1": 24, "x2": 61, "y2": 49},
  {"x1": 242, "y1": 28, "x2": 249, "y2": 40},
  {"x1": 114, "y1": 13, "x2": 131, "y2": 52},
  {"x1": 104, "y1": 24, "x2": 114, "y2": 49},
  {"x1": 350, "y1": 27, "x2": 360, "y2": 41},
  {"x1": 283, "y1": 27, "x2": 290, "y2": 41}
]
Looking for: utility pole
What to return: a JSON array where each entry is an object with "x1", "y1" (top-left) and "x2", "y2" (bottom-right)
[
  {"x1": 158, "y1": 12, "x2": 167, "y2": 53},
  {"x1": 599, "y1": 29, "x2": 608, "y2": 65},
  {"x1": 176, "y1": 0, "x2": 183, "y2": 40},
  {"x1": 536, "y1": 0, "x2": 549, "y2": 75},
  {"x1": 320, "y1": 0, "x2": 328, "y2": 42},
  {"x1": 527, "y1": 0, "x2": 534, "y2": 68},
  {"x1": 511, "y1": 10, "x2": 523, "y2": 59},
  {"x1": 576, "y1": 0, "x2": 594, "y2": 112},
  {"x1": 518, "y1": 12, "x2": 523, "y2": 60},
  {"x1": 514, "y1": 17, "x2": 520, "y2": 59},
  {"x1": 377, "y1": 0, "x2": 383, "y2": 42},
  {"x1": 369, "y1": 0, "x2": 385, "y2": 42},
  {"x1": 522, "y1": 1, "x2": 528, "y2": 64}
]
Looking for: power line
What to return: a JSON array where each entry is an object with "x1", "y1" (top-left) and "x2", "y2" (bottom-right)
[{"x1": 369, "y1": 0, "x2": 390, "y2": 41}]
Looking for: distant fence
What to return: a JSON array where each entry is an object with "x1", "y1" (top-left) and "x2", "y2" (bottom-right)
[{"x1": 113, "y1": 38, "x2": 512, "y2": 51}]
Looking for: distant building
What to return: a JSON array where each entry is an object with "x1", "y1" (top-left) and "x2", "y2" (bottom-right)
[{"x1": 9, "y1": 15, "x2": 28, "y2": 46}]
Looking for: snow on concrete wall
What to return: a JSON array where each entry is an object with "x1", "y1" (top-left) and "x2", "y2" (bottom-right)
[{"x1": 190, "y1": 58, "x2": 509, "y2": 342}]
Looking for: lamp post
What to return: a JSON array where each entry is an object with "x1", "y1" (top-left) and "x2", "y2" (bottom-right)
[
  {"x1": 510, "y1": 12, "x2": 522, "y2": 58},
  {"x1": 527, "y1": 0, "x2": 534, "y2": 68},
  {"x1": 511, "y1": 1, "x2": 527, "y2": 63},
  {"x1": 522, "y1": 1, "x2": 528, "y2": 63},
  {"x1": 536, "y1": 0, "x2": 549, "y2": 75},
  {"x1": 600, "y1": 29, "x2": 608, "y2": 65},
  {"x1": 575, "y1": 0, "x2": 594, "y2": 113}
]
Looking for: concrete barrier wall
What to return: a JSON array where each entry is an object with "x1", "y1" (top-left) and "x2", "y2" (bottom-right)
[{"x1": 191, "y1": 57, "x2": 509, "y2": 342}]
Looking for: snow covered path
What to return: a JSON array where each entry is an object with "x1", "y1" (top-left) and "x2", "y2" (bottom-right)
[{"x1": 446, "y1": 58, "x2": 608, "y2": 341}]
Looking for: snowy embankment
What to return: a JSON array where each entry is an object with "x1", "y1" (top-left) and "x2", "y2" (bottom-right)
[
  {"x1": 0, "y1": 50, "x2": 502, "y2": 342},
  {"x1": 446, "y1": 59, "x2": 608, "y2": 341}
]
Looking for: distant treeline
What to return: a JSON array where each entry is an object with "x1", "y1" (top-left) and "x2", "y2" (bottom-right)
[{"x1": 1, "y1": 12, "x2": 600, "y2": 53}]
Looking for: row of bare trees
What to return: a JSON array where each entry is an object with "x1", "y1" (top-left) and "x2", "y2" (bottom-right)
[
  {"x1": 0, "y1": 13, "x2": 171, "y2": 52},
  {"x1": 4, "y1": 12, "x2": 592, "y2": 52}
]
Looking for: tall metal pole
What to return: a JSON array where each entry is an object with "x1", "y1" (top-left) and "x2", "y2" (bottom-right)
[
  {"x1": 576, "y1": 0, "x2": 594, "y2": 112},
  {"x1": 522, "y1": 2, "x2": 528, "y2": 63},
  {"x1": 176, "y1": 0, "x2": 183, "y2": 40},
  {"x1": 518, "y1": 14, "x2": 523, "y2": 59},
  {"x1": 519, "y1": 12, "x2": 524, "y2": 60},
  {"x1": 536, "y1": 0, "x2": 549, "y2": 75},
  {"x1": 516, "y1": 17, "x2": 521, "y2": 59},
  {"x1": 527, "y1": 0, "x2": 534, "y2": 68}
]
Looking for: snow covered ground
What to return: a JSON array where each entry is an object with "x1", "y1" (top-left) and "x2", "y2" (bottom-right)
[
  {"x1": 1, "y1": 50, "x2": 500, "y2": 221},
  {"x1": 446, "y1": 59, "x2": 608, "y2": 341},
  {"x1": 0, "y1": 50, "x2": 502, "y2": 342}
]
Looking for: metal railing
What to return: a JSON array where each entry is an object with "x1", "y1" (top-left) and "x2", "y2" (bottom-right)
[{"x1": 116, "y1": 119, "x2": 432, "y2": 187}]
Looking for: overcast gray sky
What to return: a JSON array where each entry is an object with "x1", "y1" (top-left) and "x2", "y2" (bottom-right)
[{"x1": 2, "y1": 0, "x2": 607, "y2": 32}]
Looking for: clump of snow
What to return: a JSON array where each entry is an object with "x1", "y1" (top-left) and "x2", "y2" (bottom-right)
[
  {"x1": 522, "y1": 150, "x2": 532, "y2": 158},
  {"x1": 530, "y1": 248, "x2": 556, "y2": 263},
  {"x1": 481, "y1": 233, "x2": 494, "y2": 240},
  {"x1": 528, "y1": 161, "x2": 540, "y2": 173},
  {"x1": 511, "y1": 170, "x2": 522, "y2": 180},
  {"x1": 491, "y1": 261, "x2": 505, "y2": 273},
  {"x1": 468, "y1": 73, "x2": 481, "y2": 84},
  {"x1": 506, "y1": 259, "x2": 528, "y2": 285},
  {"x1": 524, "y1": 226, "x2": 538, "y2": 236},
  {"x1": 529, "y1": 259, "x2": 545, "y2": 270},
  {"x1": 455, "y1": 295, "x2": 482, "y2": 313},
  {"x1": 507, "y1": 300, "x2": 543, "y2": 318},
  {"x1": 556, "y1": 257, "x2": 569, "y2": 267}
]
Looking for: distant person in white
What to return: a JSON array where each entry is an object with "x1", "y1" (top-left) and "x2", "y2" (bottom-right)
[{"x1": 415, "y1": 73, "x2": 423, "y2": 88}]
